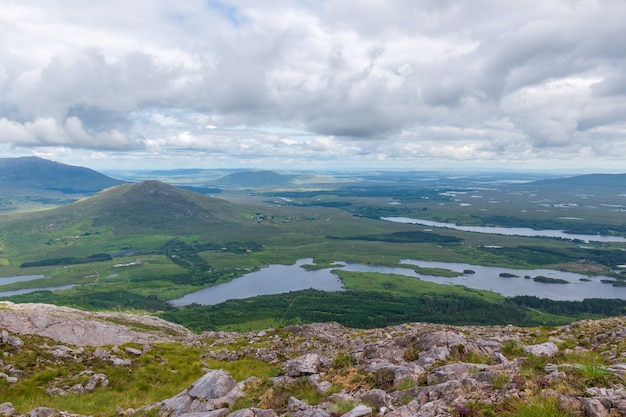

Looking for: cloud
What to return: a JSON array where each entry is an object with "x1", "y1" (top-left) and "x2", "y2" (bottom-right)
[{"x1": 0, "y1": 0, "x2": 626, "y2": 169}]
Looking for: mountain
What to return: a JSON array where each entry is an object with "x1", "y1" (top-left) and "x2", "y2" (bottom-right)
[
  {"x1": 216, "y1": 170, "x2": 293, "y2": 187},
  {"x1": 0, "y1": 156, "x2": 125, "y2": 193},
  {"x1": 63, "y1": 180, "x2": 245, "y2": 234}
]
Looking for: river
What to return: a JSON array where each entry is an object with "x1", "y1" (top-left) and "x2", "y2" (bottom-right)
[{"x1": 381, "y1": 217, "x2": 626, "y2": 243}]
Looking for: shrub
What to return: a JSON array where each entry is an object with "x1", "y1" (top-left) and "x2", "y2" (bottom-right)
[
  {"x1": 332, "y1": 352, "x2": 355, "y2": 369},
  {"x1": 403, "y1": 346, "x2": 420, "y2": 362},
  {"x1": 373, "y1": 369, "x2": 395, "y2": 391}
]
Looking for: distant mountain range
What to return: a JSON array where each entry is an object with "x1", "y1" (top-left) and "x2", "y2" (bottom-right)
[
  {"x1": 0, "y1": 156, "x2": 125, "y2": 193},
  {"x1": 216, "y1": 170, "x2": 293, "y2": 187},
  {"x1": 529, "y1": 173, "x2": 626, "y2": 189}
]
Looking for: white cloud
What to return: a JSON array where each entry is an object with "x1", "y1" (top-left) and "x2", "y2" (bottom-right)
[{"x1": 0, "y1": 0, "x2": 625, "y2": 170}]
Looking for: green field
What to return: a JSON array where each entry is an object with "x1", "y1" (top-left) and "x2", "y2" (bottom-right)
[{"x1": 1, "y1": 174, "x2": 625, "y2": 330}]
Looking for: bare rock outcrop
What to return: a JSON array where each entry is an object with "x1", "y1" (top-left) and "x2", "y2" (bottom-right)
[
  {"x1": 2, "y1": 306, "x2": 626, "y2": 417},
  {"x1": 0, "y1": 301, "x2": 191, "y2": 346}
]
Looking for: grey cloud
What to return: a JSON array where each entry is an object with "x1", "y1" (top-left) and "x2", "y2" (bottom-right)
[{"x1": 1, "y1": 0, "x2": 626, "y2": 168}]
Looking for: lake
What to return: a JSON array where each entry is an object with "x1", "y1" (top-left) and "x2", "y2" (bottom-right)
[
  {"x1": 169, "y1": 258, "x2": 345, "y2": 307},
  {"x1": 381, "y1": 217, "x2": 626, "y2": 243},
  {"x1": 170, "y1": 258, "x2": 626, "y2": 306},
  {"x1": 0, "y1": 284, "x2": 79, "y2": 298},
  {"x1": 0, "y1": 274, "x2": 46, "y2": 285}
]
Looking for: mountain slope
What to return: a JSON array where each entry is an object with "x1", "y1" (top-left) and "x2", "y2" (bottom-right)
[
  {"x1": 67, "y1": 180, "x2": 246, "y2": 234},
  {"x1": 0, "y1": 156, "x2": 125, "y2": 193}
]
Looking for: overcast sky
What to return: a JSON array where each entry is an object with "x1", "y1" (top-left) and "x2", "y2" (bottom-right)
[{"x1": 1, "y1": 0, "x2": 626, "y2": 172}]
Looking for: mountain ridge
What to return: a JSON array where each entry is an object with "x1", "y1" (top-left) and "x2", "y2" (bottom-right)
[{"x1": 0, "y1": 156, "x2": 126, "y2": 193}]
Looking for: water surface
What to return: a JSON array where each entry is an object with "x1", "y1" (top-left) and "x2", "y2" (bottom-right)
[
  {"x1": 382, "y1": 217, "x2": 626, "y2": 243},
  {"x1": 170, "y1": 258, "x2": 626, "y2": 306}
]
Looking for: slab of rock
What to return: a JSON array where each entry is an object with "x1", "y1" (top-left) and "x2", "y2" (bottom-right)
[
  {"x1": 161, "y1": 370, "x2": 238, "y2": 415},
  {"x1": 341, "y1": 404, "x2": 371, "y2": 417},
  {"x1": 522, "y1": 342, "x2": 559, "y2": 357},
  {"x1": 0, "y1": 302, "x2": 191, "y2": 346},
  {"x1": 419, "y1": 331, "x2": 466, "y2": 350},
  {"x1": 285, "y1": 353, "x2": 321, "y2": 377},
  {"x1": 0, "y1": 402, "x2": 16, "y2": 417},
  {"x1": 227, "y1": 409, "x2": 276, "y2": 417}
]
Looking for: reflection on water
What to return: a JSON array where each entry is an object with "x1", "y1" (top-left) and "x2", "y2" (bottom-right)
[
  {"x1": 169, "y1": 258, "x2": 345, "y2": 307},
  {"x1": 170, "y1": 258, "x2": 626, "y2": 306}
]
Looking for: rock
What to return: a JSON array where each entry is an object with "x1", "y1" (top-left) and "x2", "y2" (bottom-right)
[
  {"x1": 178, "y1": 410, "x2": 230, "y2": 417},
  {"x1": 287, "y1": 397, "x2": 309, "y2": 412},
  {"x1": 45, "y1": 388, "x2": 67, "y2": 397},
  {"x1": 0, "y1": 301, "x2": 191, "y2": 346},
  {"x1": 125, "y1": 347, "x2": 143, "y2": 356},
  {"x1": 522, "y1": 342, "x2": 559, "y2": 357},
  {"x1": 93, "y1": 347, "x2": 109, "y2": 359},
  {"x1": 608, "y1": 363, "x2": 626, "y2": 378},
  {"x1": 418, "y1": 347, "x2": 450, "y2": 367},
  {"x1": 358, "y1": 389, "x2": 390, "y2": 410},
  {"x1": 28, "y1": 407, "x2": 58, "y2": 417},
  {"x1": 285, "y1": 353, "x2": 321, "y2": 377},
  {"x1": 0, "y1": 402, "x2": 16, "y2": 417},
  {"x1": 369, "y1": 362, "x2": 425, "y2": 388},
  {"x1": 110, "y1": 356, "x2": 132, "y2": 366},
  {"x1": 419, "y1": 331, "x2": 466, "y2": 350},
  {"x1": 227, "y1": 409, "x2": 276, "y2": 417},
  {"x1": 69, "y1": 384, "x2": 86, "y2": 395},
  {"x1": 341, "y1": 405, "x2": 372, "y2": 417},
  {"x1": 84, "y1": 373, "x2": 108, "y2": 390},
  {"x1": 581, "y1": 398, "x2": 608, "y2": 417},
  {"x1": 426, "y1": 363, "x2": 469, "y2": 385},
  {"x1": 50, "y1": 346, "x2": 73, "y2": 358},
  {"x1": 161, "y1": 369, "x2": 237, "y2": 415}
]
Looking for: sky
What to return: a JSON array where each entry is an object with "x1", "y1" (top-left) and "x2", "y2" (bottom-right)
[{"x1": 1, "y1": 0, "x2": 626, "y2": 172}]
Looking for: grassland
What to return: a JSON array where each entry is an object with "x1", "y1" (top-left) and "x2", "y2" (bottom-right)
[{"x1": 1, "y1": 175, "x2": 625, "y2": 330}]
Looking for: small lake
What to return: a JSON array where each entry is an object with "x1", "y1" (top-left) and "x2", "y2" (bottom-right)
[
  {"x1": 0, "y1": 274, "x2": 46, "y2": 285},
  {"x1": 381, "y1": 217, "x2": 626, "y2": 243},
  {"x1": 169, "y1": 258, "x2": 345, "y2": 307},
  {"x1": 0, "y1": 284, "x2": 79, "y2": 298},
  {"x1": 170, "y1": 258, "x2": 626, "y2": 306}
]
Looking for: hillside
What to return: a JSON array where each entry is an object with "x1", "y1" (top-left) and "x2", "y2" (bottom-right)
[
  {"x1": 0, "y1": 156, "x2": 125, "y2": 193},
  {"x1": 216, "y1": 170, "x2": 293, "y2": 188},
  {"x1": 0, "y1": 302, "x2": 625, "y2": 417},
  {"x1": 78, "y1": 180, "x2": 244, "y2": 234},
  {"x1": 0, "y1": 179, "x2": 265, "y2": 276}
]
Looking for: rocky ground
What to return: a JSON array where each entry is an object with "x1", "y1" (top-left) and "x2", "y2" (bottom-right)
[{"x1": 0, "y1": 302, "x2": 625, "y2": 417}]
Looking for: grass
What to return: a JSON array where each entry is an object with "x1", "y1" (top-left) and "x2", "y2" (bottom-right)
[
  {"x1": 0, "y1": 341, "x2": 205, "y2": 417},
  {"x1": 498, "y1": 396, "x2": 576, "y2": 417},
  {"x1": 2, "y1": 177, "x2": 626, "y2": 330},
  {"x1": 335, "y1": 270, "x2": 504, "y2": 303},
  {"x1": 204, "y1": 358, "x2": 280, "y2": 381}
]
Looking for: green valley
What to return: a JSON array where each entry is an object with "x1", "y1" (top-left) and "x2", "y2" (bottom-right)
[{"x1": 1, "y1": 166, "x2": 626, "y2": 331}]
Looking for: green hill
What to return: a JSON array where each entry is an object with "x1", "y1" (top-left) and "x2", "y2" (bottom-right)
[
  {"x1": 82, "y1": 180, "x2": 242, "y2": 234},
  {"x1": 0, "y1": 180, "x2": 259, "y2": 268}
]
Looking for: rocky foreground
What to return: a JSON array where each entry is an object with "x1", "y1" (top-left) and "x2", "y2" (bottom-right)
[{"x1": 0, "y1": 302, "x2": 625, "y2": 417}]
